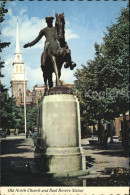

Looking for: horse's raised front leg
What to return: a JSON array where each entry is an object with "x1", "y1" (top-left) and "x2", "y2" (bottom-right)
[{"x1": 51, "y1": 56, "x2": 60, "y2": 86}]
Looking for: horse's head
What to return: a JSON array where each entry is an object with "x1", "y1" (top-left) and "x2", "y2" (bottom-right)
[{"x1": 55, "y1": 13, "x2": 65, "y2": 42}]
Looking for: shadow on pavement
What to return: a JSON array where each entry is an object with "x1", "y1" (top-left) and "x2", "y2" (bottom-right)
[
  {"x1": 1, "y1": 139, "x2": 33, "y2": 155},
  {"x1": 1, "y1": 155, "x2": 83, "y2": 186},
  {"x1": 86, "y1": 156, "x2": 95, "y2": 168},
  {"x1": 92, "y1": 150, "x2": 128, "y2": 157},
  {"x1": 1, "y1": 139, "x2": 83, "y2": 186},
  {"x1": 1, "y1": 138, "x2": 129, "y2": 186},
  {"x1": 85, "y1": 167, "x2": 129, "y2": 186}
]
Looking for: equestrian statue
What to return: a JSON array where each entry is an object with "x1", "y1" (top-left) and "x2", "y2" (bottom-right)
[{"x1": 23, "y1": 13, "x2": 76, "y2": 89}]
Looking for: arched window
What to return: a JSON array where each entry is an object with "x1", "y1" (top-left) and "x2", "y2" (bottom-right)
[
  {"x1": 18, "y1": 88, "x2": 21, "y2": 96},
  {"x1": 20, "y1": 66, "x2": 22, "y2": 73},
  {"x1": 18, "y1": 84, "x2": 22, "y2": 89},
  {"x1": 17, "y1": 55, "x2": 20, "y2": 62},
  {"x1": 18, "y1": 84, "x2": 22, "y2": 96},
  {"x1": 16, "y1": 66, "x2": 18, "y2": 72}
]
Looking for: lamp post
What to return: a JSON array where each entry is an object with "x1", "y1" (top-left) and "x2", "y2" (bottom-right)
[{"x1": 24, "y1": 65, "x2": 27, "y2": 139}]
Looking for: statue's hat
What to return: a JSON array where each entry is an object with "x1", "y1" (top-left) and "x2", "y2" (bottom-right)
[{"x1": 45, "y1": 16, "x2": 54, "y2": 22}]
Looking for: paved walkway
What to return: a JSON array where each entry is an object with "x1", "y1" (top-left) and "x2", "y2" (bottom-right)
[
  {"x1": 0, "y1": 136, "x2": 129, "y2": 186},
  {"x1": 82, "y1": 138, "x2": 129, "y2": 174}
]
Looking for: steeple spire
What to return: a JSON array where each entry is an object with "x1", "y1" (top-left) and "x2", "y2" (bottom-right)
[
  {"x1": 11, "y1": 21, "x2": 28, "y2": 106},
  {"x1": 15, "y1": 20, "x2": 20, "y2": 53},
  {"x1": 11, "y1": 21, "x2": 27, "y2": 87}
]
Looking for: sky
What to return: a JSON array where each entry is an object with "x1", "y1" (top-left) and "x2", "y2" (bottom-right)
[{"x1": 1, "y1": 0, "x2": 128, "y2": 94}]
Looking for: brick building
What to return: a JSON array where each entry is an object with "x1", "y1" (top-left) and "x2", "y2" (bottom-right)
[{"x1": 32, "y1": 85, "x2": 45, "y2": 106}]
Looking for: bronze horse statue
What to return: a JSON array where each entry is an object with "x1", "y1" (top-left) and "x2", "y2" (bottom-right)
[{"x1": 42, "y1": 13, "x2": 76, "y2": 89}]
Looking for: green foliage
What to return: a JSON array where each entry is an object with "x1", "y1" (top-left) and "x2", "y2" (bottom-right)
[
  {"x1": 73, "y1": 6, "x2": 129, "y2": 142},
  {"x1": 0, "y1": 87, "x2": 24, "y2": 130},
  {"x1": 0, "y1": 1, "x2": 8, "y2": 23},
  {"x1": 0, "y1": 1, "x2": 11, "y2": 77},
  {"x1": 26, "y1": 104, "x2": 37, "y2": 131}
]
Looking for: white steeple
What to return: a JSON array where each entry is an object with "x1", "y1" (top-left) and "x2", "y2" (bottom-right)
[
  {"x1": 11, "y1": 21, "x2": 28, "y2": 99},
  {"x1": 13, "y1": 21, "x2": 23, "y2": 63},
  {"x1": 11, "y1": 21, "x2": 27, "y2": 81},
  {"x1": 15, "y1": 21, "x2": 20, "y2": 54}
]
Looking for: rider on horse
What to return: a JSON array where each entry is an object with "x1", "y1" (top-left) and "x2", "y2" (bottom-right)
[{"x1": 23, "y1": 16, "x2": 75, "y2": 71}]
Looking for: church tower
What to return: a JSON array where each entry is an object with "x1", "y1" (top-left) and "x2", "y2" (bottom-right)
[{"x1": 11, "y1": 22, "x2": 28, "y2": 106}]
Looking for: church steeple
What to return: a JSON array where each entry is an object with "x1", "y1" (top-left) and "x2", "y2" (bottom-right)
[
  {"x1": 14, "y1": 21, "x2": 22, "y2": 63},
  {"x1": 11, "y1": 21, "x2": 28, "y2": 106},
  {"x1": 15, "y1": 21, "x2": 20, "y2": 54}
]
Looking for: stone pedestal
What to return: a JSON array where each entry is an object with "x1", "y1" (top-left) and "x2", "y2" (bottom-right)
[{"x1": 36, "y1": 93, "x2": 86, "y2": 176}]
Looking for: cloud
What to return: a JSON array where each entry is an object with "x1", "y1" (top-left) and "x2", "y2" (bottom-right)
[
  {"x1": 60, "y1": 68, "x2": 75, "y2": 84},
  {"x1": 19, "y1": 7, "x2": 28, "y2": 16},
  {"x1": 2, "y1": 8, "x2": 46, "y2": 49},
  {"x1": 65, "y1": 29, "x2": 79, "y2": 41},
  {"x1": 1, "y1": 56, "x2": 14, "y2": 91},
  {"x1": 26, "y1": 66, "x2": 43, "y2": 90}
]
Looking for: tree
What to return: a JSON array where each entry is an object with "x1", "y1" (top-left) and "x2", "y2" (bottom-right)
[
  {"x1": 0, "y1": 93, "x2": 24, "y2": 130},
  {"x1": 26, "y1": 104, "x2": 37, "y2": 131},
  {"x1": 0, "y1": 1, "x2": 11, "y2": 129},
  {"x1": 73, "y1": 5, "x2": 129, "y2": 148},
  {"x1": 73, "y1": 51, "x2": 115, "y2": 143},
  {"x1": 0, "y1": 1, "x2": 10, "y2": 79},
  {"x1": 100, "y1": 5, "x2": 129, "y2": 149}
]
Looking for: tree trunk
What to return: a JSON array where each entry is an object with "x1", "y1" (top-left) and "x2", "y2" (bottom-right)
[
  {"x1": 109, "y1": 120, "x2": 114, "y2": 143},
  {"x1": 93, "y1": 125, "x2": 96, "y2": 134},
  {"x1": 122, "y1": 113, "x2": 128, "y2": 152},
  {"x1": 98, "y1": 119, "x2": 103, "y2": 146}
]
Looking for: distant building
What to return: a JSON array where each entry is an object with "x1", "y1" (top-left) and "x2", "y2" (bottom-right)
[
  {"x1": 114, "y1": 117, "x2": 122, "y2": 137},
  {"x1": 114, "y1": 112, "x2": 129, "y2": 137},
  {"x1": 10, "y1": 22, "x2": 32, "y2": 106},
  {"x1": 32, "y1": 85, "x2": 45, "y2": 106},
  {"x1": 63, "y1": 83, "x2": 74, "y2": 89},
  {"x1": 20, "y1": 89, "x2": 33, "y2": 106},
  {"x1": 32, "y1": 83, "x2": 73, "y2": 106}
]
